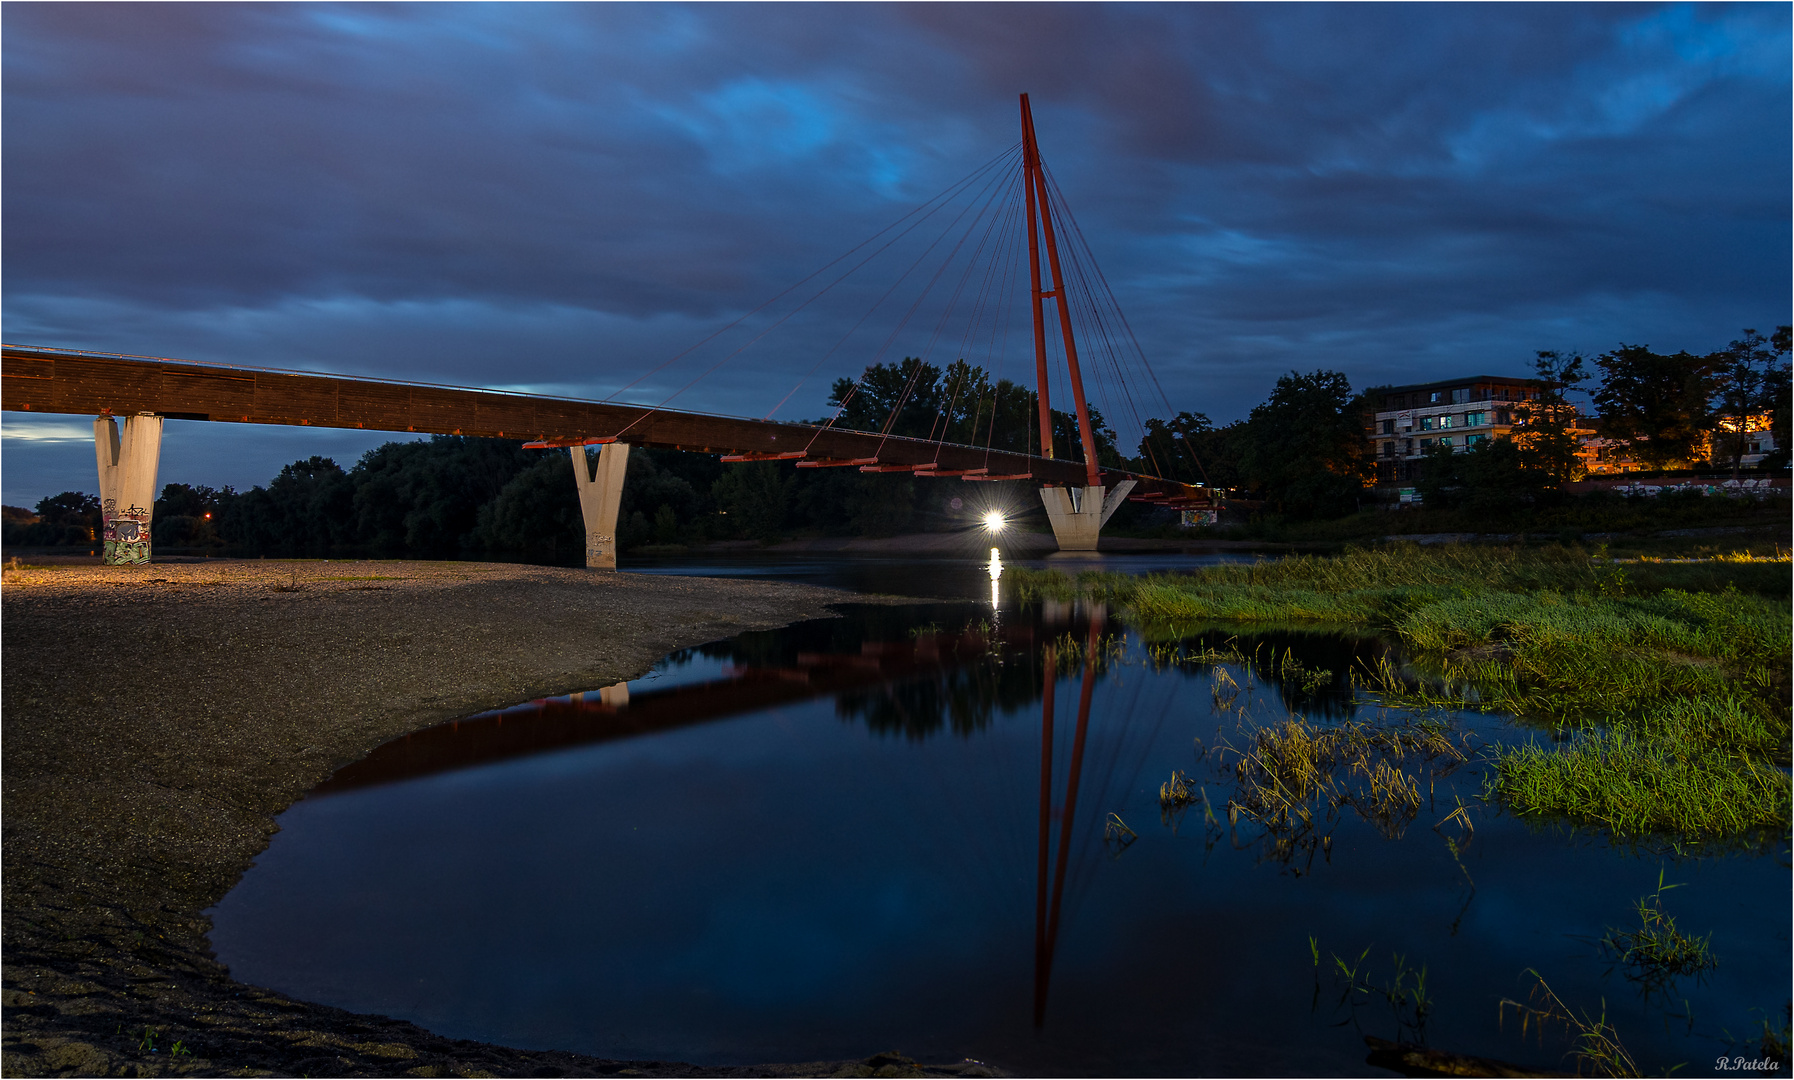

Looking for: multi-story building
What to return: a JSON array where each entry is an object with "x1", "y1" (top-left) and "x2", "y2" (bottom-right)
[
  {"x1": 1367, "y1": 375, "x2": 1547, "y2": 484},
  {"x1": 1369, "y1": 375, "x2": 1779, "y2": 486}
]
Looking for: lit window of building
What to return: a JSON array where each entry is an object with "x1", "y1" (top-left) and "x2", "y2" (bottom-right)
[{"x1": 1369, "y1": 374, "x2": 1552, "y2": 487}]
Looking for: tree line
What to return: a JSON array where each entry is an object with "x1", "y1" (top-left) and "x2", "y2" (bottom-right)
[
  {"x1": 1137, "y1": 326, "x2": 1790, "y2": 518},
  {"x1": 4, "y1": 326, "x2": 1786, "y2": 555}
]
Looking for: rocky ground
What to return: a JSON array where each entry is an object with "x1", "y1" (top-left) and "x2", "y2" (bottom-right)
[{"x1": 1, "y1": 560, "x2": 1000, "y2": 1078}]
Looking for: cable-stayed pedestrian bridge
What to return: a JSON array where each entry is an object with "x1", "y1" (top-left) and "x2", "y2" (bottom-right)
[
  {"x1": 2, "y1": 95, "x2": 1218, "y2": 565},
  {"x1": 1, "y1": 343, "x2": 1208, "y2": 565}
]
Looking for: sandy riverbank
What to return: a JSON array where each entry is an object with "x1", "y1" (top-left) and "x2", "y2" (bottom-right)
[{"x1": 1, "y1": 560, "x2": 998, "y2": 1078}]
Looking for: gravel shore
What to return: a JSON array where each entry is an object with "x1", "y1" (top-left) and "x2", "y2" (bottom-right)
[{"x1": 1, "y1": 560, "x2": 996, "y2": 1078}]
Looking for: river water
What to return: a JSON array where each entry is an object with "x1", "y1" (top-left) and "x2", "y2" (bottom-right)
[{"x1": 208, "y1": 554, "x2": 1790, "y2": 1076}]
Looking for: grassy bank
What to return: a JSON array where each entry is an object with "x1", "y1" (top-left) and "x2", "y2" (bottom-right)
[{"x1": 1013, "y1": 543, "x2": 1792, "y2": 842}]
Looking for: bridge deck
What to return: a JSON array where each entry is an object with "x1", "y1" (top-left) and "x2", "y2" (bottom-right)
[{"x1": 2, "y1": 345, "x2": 1204, "y2": 499}]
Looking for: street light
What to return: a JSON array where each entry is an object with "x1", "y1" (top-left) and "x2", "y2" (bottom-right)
[{"x1": 984, "y1": 511, "x2": 1006, "y2": 532}]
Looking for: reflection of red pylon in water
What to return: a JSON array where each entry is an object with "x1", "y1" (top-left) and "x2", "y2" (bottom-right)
[{"x1": 1033, "y1": 614, "x2": 1101, "y2": 1028}]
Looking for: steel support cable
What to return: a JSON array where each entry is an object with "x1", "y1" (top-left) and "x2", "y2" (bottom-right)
[
  {"x1": 991, "y1": 214, "x2": 1027, "y2": 464},
  {"x1": 621, "y1": 149, "x2": 1022, "y2": 439},
  {"x1": 1049, "y1": 194, "x2": 1158, "y2": 478},
  {"x1": 1062, "y1": 218, "x2": 1149, "y2": 453},
  {"x1": 1056, "y1": 216, "x2": 1168, "y2": 479},
  {"x1": 929, "y1": 188, "x2": 1021, "y2": 448},
  {"x1": 924, "y1": 173, "x2": 1027, "y2": 452},
  {"x1": 1042, "y1": 177, "x2": 1152, "y2": 466},
  {"x1": 947, "y1": 173, "x2": 1023, "y2": 459},
  {"x1": 1043, "y1": 163, "x2": 1210, "y2": 485},
  {"x1": 911, "y1": 172, "x2": 1018, "y2": 448},
  {"x1": 873, "y1": 167, "x2": 1020, "y2": 443},
  {"x1": 760, "y1": 145, "x2": 1026, "y2": 422},
  {"x1": 1033, "y1": 179, "x2": 1101, "y2": 473},
  {"x1": 1053, "y1": 190, "x2": 1205, "y2": 488},
  {"x1": 1054, "y1": 232, "x2": 1137, "y2": 474},
  {"x1": 769, "y1": 164, "x2": 1005, "y2": 430},
  {"x1": 971, "y1": 191, "x2": 1028, "y2": 462},
  {"x1": 855, "y1": 167, "x2": 1020, "y2": 452},
  {"x1": 973, "y1": 179, "x2": 1027, "y2": 434},
  {"x1": 925, "y1": 236, "x2": 1011, "y2": 448},
  {"x1": 803, "y1": 162, "x2": 1021, "y2": 455},
  {"x1": 1042, "y1": 302, "x2": 1075, "y2": 466},
  {"x1": 609, "y1": 150, "x2": 1024, "y2": 443},
  {"x1": 973, "y1": 192, "x2": 1026, "y2": 468},
  {"x1": 990, "y1": 170, "x2": 1033, "y2": 459},
  {"x1": 1062, "y1": 674, "x2": 1177, "y2": 923},
  {"x1": 1035, "y1": 664, "x2": 1180, "y2": 944},
  {"x1": 1047, "y1": 165, "x2": 1184, "y2": 452},
  {"x1": 605, "y1": 142, "x2": 1019, "y2": 407}
]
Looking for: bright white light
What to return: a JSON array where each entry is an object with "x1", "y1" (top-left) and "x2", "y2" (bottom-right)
[{"x1": 983, "y1": 511, "x2": 1006, "y2": 532}]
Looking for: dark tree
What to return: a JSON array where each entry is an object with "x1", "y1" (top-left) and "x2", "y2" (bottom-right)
[
  {"x1": 152, "y1": 483, "x2": 225, "y2": 548},
  {"x1": 1708, "y1": 327, "x2": 1791, "y2": 479},
  {"x1": 827, "y1": 357, "x2": 956, "y2": 440},
  {"x1": 828, "y1": 357, "x2": 1120, "y2": 464},
  {"x1": 712, "y1": 461, "x2": 795, "y2": 541},
  {"x1": 1591, "y1": 345, "x2": 1714, "y2": 468},
  {"x1": 1136, "y1": 411, "x2": 1214, "y2": 483},
  {"x1": 350, "y1": 437, "x2": 534, "y2": 558},
  {"x1": 5, "y1": 491, "x2": 102, "y2": 546},
  {"x1": 618, "y1": 450, "x2": 703, "y2": 533},
  {"x1": 1415, "y1": 438, "x2": 1557, "y2": 514},
  {"x1": 1513, "y1": 351, "x2": 1590, "y2": 483},
  {"x1": 1762, "y1": 326, "x2": 1792, "y2": 470},
  {"x1": 35, "y1": 491, "x2": 101, "y2": 529},
  {"x1": 1237, "y1": 370, "x2": 1369, "y2": 518},
  {"x1": 471, "y1": 453, "x2": 585, "y2": 562},
  {"x1": 220, "y1": 456, "x2": 355, "y2": 556}
]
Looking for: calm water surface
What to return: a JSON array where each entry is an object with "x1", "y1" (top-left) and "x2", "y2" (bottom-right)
[
  {"x1": 209, "y1": 558, "x2": 1790, "y2": 1076},
  {"x1": 620, "y1": 548, "x2": 1264, "y2": 597}
]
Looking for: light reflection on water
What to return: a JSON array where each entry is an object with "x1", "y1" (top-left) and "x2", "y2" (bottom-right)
[
  {"x1": 620, "y1": 548, "x2": 1262, "y2": 599},
  {"x1": 208, "y1": 566, "x2": 1791, "y2": 1077}
]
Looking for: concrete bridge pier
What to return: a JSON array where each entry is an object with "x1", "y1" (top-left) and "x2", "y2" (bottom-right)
[
  {"x1": 95, "y1": 413, "x2": 164, "y2": 565},
  {"x1": 572, "y1": 442, "x2": 630, "y2": 569},
  {"x1": 1039, "y1": 480, "x2": 1135, "y2": 552}
]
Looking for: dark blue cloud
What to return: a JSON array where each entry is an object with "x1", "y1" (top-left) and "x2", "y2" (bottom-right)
[{"x1": 4, "y1": 2, "x2": 1788, "y2": 506}]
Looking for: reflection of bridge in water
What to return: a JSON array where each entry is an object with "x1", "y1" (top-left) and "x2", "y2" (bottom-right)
[
  {"x1": 3, "y1": 94, "x2": 1216, "y2": 566},
  {"x1": 305, "y1": 599, "x2": 1120, "y2": 1029},
  {"x1": 310, "y1": 617, "x2": 1050, "y2": 795}
]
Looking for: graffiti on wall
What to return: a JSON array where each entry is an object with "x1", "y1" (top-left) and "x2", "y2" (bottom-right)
[{"x1": 102, "y1": 500, "x2": 151, "y2": 565}]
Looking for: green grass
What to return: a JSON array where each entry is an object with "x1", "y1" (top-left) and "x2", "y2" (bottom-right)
[
  {"x1": 1501, "y1": 971, "x2": 1641, "y2": 1078},
  {"x1": 1212, "y1": 714, "x2": 1470, "y2": 861},
  {"x1": 1598, "y1": 869, "x2": 1718, "y2": 992},
  {"x1": 1494, "y1": 733, "x2": 1787, "y2": 839},
  {"x1": 1017, "y1": 543, "x2": 1792, "y2": 843},
  {"x1": 1619, "y1": 557, "x2": 1791, "y2": 598}
]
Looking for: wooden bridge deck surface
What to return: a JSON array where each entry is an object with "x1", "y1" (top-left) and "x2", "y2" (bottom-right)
[{"x1": 2, "y1": 345, "x2": 1204, "y2": 499}]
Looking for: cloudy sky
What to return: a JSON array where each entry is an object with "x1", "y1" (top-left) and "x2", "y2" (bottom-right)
[{"x1": 4, "y1": 2, "x2": 1788, "y2": 507}]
